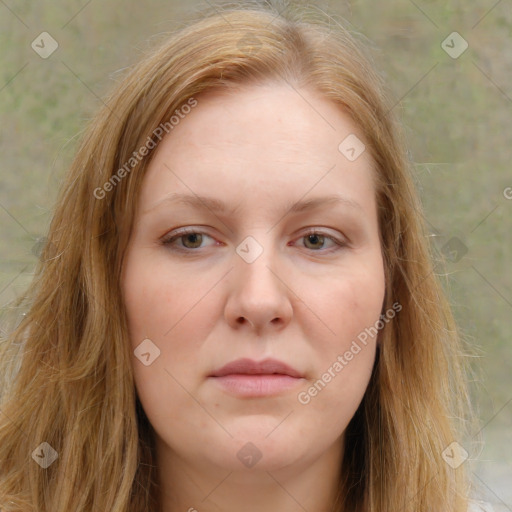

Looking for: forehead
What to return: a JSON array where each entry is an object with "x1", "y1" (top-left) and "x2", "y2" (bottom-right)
[
  {"x1": 138, "y1": 83, "x2": 377, "y2": 218},
  {"x1": 162, "y1": 83, "x2": 370, "y2": 161}
]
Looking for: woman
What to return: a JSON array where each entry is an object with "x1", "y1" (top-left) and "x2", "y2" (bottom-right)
[{"x1": 0, "y1": 2, "x2": 478, "y2": 511}]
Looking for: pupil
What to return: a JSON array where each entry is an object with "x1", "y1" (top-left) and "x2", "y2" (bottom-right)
[
  {"x1": 184, "y1": 233, "x2": 201, "y2": 248},
  {"x1": 307, "y1": 234, "x2": 323, "y2": 248}
]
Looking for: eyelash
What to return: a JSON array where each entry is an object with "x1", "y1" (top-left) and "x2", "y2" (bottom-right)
[{"x1": 160, "y1": 227, "x2": 347, "y2": 254}]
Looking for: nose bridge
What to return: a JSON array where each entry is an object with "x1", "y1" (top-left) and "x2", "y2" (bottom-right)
[
  {"x1": 235, "y1": 233, "x2": 281, "y2": 291},
  {"x1": 226, "y1": 232, "x2": 293, "y2": 330}
]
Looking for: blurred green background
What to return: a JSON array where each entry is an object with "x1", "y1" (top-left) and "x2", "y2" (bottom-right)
[{"x1": 0, "y1": 0, "x2": 510, "y2": 508}]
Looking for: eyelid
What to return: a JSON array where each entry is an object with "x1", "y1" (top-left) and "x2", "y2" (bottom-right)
[
  {"x1": 295, "y1": 228, "x2": 348, "y2": 251},
  {"x1": 299, "y1": 227, "x2": 347, "y2": 243},
  {"x1": 160, "y1": 227, "x2": 218, "y2": 248}
]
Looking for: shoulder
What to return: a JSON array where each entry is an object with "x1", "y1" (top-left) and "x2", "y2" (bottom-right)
[{"x1": 467, "y1": 499, "x2": 495, "y2": 512}]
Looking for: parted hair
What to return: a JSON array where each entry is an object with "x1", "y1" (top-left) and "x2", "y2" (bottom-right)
[{"x1": 0, "y1": 1, "x2": 472, "y2": 511}]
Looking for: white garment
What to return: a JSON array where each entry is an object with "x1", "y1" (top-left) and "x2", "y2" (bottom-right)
[{"x1": 468, "y1": 500, "x2": 495, "y2": 512}]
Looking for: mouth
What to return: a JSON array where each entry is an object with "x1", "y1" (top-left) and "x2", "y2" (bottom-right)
[{"x1": 208, "y1": 358, "x2": 305, "y2": 397}]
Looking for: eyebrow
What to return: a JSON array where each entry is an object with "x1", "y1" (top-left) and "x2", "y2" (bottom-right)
[{"x1": 143, "y1": 192, "x2": 363, "y2": 216}]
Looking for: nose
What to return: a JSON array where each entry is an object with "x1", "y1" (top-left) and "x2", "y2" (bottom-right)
[{"x1": 224, "y1": 242, "x2": 293, "y2": 335}]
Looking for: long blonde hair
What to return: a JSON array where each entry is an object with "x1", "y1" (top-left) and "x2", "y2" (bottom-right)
[{"x1": 0, "y1": 2, "x2": 472, "y2": 511}]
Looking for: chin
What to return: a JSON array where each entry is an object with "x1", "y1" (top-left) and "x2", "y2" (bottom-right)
[{"x1": 206, "y1": 423, "x2": 306, "y2": 473}]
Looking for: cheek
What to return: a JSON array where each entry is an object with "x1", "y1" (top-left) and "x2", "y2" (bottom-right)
[
  {"x1": 122, "y1": 249, "x2": 210, "y2": 344},
  {"x1": 122, "y1": 250, "x2": 222, "y2": 389},
  {"x1": 305, "y1": 260, "x2": 385, "y2": 352},
  {"x1": 295, "y1": 277, "x2": 383, "y2": 439},
  {"x1": 295, "y1": 258, "x2": 385, "y2": 411},
  {"x1": 122, "y1": 253, "x2": 216, "y2": 441}
]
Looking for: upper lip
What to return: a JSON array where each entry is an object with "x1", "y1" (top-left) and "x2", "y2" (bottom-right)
[{"x1": 209, "y1": 358, "x2": 303, "y2": 378}]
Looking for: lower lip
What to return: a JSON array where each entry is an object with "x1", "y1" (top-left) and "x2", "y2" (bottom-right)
[{"x1": 210, "y1": 374, "x2": 303, "y2": 397}]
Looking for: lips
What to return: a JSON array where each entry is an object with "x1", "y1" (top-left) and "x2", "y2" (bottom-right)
[
  {"x1": 208, "y1": 358, "x2": 304, "y2": 397},
  {"x1": 209, "y1": 358, "x2": 303, "y2": 378}
]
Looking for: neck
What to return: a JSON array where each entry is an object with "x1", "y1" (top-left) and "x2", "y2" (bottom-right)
[{"x1": 157, "y1": 436, "x2": 344, "y2": 512}]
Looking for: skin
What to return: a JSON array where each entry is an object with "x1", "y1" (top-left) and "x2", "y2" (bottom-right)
[{"x1": 121, "y1": 82, "x2": 386, "y2": 512}]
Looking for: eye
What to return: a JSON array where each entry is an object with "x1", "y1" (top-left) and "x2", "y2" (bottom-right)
[
  {"x1": 161, "y1": 227, "x2": 347, "y2": 254},
  {"x1": 295, "y1": 229, "x2": 346, "y2": 252},
  {"x1": 161, "y1": 228, "x2": 217, "y2": 251}
]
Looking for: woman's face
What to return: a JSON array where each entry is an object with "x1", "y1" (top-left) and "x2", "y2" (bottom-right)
[{"x1": 121, "y1": 83, "x2": 386, "y2": 476}]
